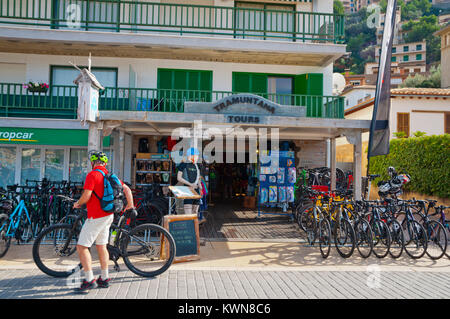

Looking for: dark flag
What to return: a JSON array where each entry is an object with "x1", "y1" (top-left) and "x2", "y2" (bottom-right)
[{"x1": 367, "y1": 0, "x2": 398, "y2": 158}]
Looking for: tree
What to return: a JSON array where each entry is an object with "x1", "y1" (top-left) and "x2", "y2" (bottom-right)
[
  {"x1": 334, "y1": 0, "x2": 345, "y2": 15},
  {"x1": 402, "y1": 15, "x2": 441, "y2": 65},
  {"x1": 400, "y1": 64, "x2": 441, "y2": 88}
]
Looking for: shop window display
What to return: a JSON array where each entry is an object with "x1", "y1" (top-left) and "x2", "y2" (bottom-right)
[
  {"x1": 69, "y1": 148, "x2": 88, "y2": 183},
  {"x1": 0, "y1": 147, "x2": 16, "y2": 189},
  {"x1": 21, "y1": 148, "x2": 41, "y2": 184},
  {"x1": 44, "y1": 149, "x2": 65, "y2": 181}
]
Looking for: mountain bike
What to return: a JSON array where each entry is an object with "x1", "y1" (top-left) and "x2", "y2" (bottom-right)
[
  {"x1": 410, "y1": 199, "x2": 447, "y2": 260},
  {"x1": 327, "y1": 196, "x2": 356, "y2": 259},
  {"x1": 395, "y1": 199, "x2": 428, "y2": 259},
  {"x1": 379, "y1": 200, "x2": 404, "y2": 259},
  {"x1": 32, "y1": 202, "x2": 176, "y2": 278},
  {"x1": 355, "y1": 200, "x2": 391, "y2": 258},
  {"x1": 0, "y1": 193, "x2": 38, "y2": 258},
  {"x1": 300, "y1": 191, "x2": 331, "y2": 258}
]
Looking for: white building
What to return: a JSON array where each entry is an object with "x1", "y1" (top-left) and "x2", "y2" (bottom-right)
[{"x1": 0, "y1": 0, "x2": 370, "y2": 200}]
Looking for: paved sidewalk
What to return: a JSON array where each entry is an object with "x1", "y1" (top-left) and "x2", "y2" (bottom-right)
[
  {"x1": 0, "y1": 267, "x2": 449, "y2": 299},
  {"x1": 1, "y1": 242, "x2": 450, "y2": 299}
]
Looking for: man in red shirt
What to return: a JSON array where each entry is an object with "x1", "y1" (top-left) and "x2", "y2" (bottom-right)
[{"x1": 73, "y1": 151, "x2": 134, "y2": 293}]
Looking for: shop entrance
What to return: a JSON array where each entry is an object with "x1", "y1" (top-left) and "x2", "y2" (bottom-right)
[{"x1": 199, "y1": 141, "x2": 303, "y2": 241}]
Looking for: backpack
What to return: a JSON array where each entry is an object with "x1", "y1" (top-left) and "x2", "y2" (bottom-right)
[{"x1": 92, "y1": 169, "x2": 124, "y2": 214}]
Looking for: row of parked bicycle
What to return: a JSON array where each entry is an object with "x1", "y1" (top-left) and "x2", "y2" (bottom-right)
[
  {"x1": 0, "y1": 179, "x2": 169, "y2": 258},
  {"x1": 294, "y1": 167, "x2": 450, "y2": 260}
]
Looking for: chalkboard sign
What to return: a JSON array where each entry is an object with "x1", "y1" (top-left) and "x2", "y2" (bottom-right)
[{"x1": 163, "y1": 214, "x2": 200, "y2": 263}]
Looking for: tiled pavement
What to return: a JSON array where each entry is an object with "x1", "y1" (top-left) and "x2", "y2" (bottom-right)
[{"x1": 0, "y1": 267, "x2": 449, "y2": 299}]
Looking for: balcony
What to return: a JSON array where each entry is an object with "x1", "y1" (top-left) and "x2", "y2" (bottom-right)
[
  {"x1": 0, "y1": 83, "x2": 344, "y2": 119},
  {"x1": 0, "y1": 1, "x2": 346, "y2": 66}
]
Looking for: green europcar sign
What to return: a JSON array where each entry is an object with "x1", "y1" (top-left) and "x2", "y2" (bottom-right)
[{"x1": 0, "y1": 128, "x2": 110, "y2": 147}]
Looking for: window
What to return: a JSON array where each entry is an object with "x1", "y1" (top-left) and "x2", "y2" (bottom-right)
[
  {"x1": 21, "y1": 148, "x2": 41, "y2": 184},
  {"x1": 157, "y1": 69, "x2": 213, "y2": 112},
  {"x1": 416, "y1": 44, "x2": 422, "y2": 51},
  {"x1": 234, "y1": 2, "x2": 295, "y2": 41},
  {"x1": 416, "y1": 54, "x2": 422, "y2": 61},
  {"x1": 397, "y1": 113, "x2": 410, "y2": 137},
  {"x1": 51, "y1": 66, "x2": 118, "y2": 97},
  {"x1": 53, "y1": 0, "x2": 119, "y2": 31},
  {"x1": 267, "y1": 76, "x2": 293, "y2": 105},
  {"x1": 446, "y1": 113, "x2": 450, "y2": 134},
  {"x1": 0, "y1": 147, "x2": 16, "y2": 188},
  {"x1": 44, "y1": 149, "x2": 65, "y2": 181},
  {"x1": 403, "y1": 55, "x2": 409, "y2": 62},
  {"x1": 392, "y1": 47, "x2": 396, "y2": 53},
  {"x1": 391, "y1": 56, "x2": 397, "y2": 62},
  {"x1": 69, "y1": 148, "x2": 88, "y2": 183},
  {"x1": 403, "y1": 46, "x2": 409, "y2": 52}
]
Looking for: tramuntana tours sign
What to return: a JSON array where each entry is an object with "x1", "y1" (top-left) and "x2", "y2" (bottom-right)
[{"x1": 184, "y1": 94, "x2": 306, "y2": 124}]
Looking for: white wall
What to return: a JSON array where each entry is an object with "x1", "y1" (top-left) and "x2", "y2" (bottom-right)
[
  {"x1": 0, "y1": 63, "x2": 26, "y2": 83},
  {"x1": 0, "y1": 52, "x2": 332, "y2": 94},
  {"x1": 390, "y1": 97, "x2": 449, "y2": 137},
  {"x1": 342, "y1": 88, "x2": 375, "y2": 109}
]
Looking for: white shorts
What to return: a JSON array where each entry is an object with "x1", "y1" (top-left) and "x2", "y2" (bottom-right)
[{"x1": 77, "y1": 214, "x2": 114, "y2": 247}]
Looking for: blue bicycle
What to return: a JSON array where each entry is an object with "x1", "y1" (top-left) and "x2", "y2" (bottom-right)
[{"x1": 0, "y1": 197, "x2": 35, "y2": 258}]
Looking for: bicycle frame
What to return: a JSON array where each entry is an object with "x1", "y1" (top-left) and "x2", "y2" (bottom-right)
[{"x1": 1, "y1": 200, "x2": 32, "y2": 238}]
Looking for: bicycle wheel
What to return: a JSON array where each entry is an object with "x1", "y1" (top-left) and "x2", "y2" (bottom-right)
[
  {"x1": 371, "y1": 219, "x2": 391, "y2": 259},
  {"x1": 301, "y1": 207, "x2": 320, "y2": 245},
  {"x1": 354, "y1": 218, "x2": 373, "y2": 259},
  {"x1": 122, "y1": 223, "x2": 176, "y2": 277},
  {"x1": 388, "y1": 219, "x2": 404, "y2": 259},
  {"x1": 334, "y1": 219, "x2": 356, "y2": 258},
  {"x1": 297, "y1": 204, "x2": 313, "y2": 233},
  {"x1": 32, "y1": 223, "x2": 81, "y2": 278},
  {"x1": 425, "y1": 220, "x2": 447, "y2": 260},
  {"x1": 403, "y1": 220, "x2": 428, "y2": 259},
  {"x1": 318, "y1": 218, "x2": 331, "y2": 259},
  {"x1": 0, "y1": 214, "x2": 11, "y2": 258}
]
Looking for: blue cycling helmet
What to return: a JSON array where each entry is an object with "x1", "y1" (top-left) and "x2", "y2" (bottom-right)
[{"x1": 187, "y1": 147, "x2": 200, "y2": 156}]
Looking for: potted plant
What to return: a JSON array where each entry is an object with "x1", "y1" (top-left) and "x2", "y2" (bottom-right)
[{"x1": 23, "y1": 81, "x2": 49, "y2": 93}]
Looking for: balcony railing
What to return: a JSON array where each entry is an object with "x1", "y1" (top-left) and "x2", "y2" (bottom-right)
[
  {"x1": 0, "y1": 83, "x2": 344, "y2": 119},
  {"x1": 0, "y1": 0, "x2": 345, "y2": 43}
]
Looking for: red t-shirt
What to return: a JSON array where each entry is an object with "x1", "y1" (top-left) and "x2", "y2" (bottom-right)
[{"x1": 83, "y1": 166, "x2": 123, "y2": 219}]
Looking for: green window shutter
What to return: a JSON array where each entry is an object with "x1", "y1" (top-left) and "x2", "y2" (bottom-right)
[
  {"x1": 232, "y1": 73, "x2": 251, "y2": 93},
  {"x1": 157, "y1": 69, "x2": 212, "y2": 112},
  {"x1": 232, "y1": 72, "x2": 267, "y2": 94},
  {"x1": 294, "y1": 73, "x2": 323, "y2": 117}
]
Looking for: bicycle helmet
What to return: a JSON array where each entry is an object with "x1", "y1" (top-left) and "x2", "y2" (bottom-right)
[
  {"x1": 387, "y1": 166, "x2": 397, "y2": 178},
  {"x1": 88, "y1": 150, "x2": 108, "y2": 164},
  {"x1": 187, "y1": 147, "x2": 200, "y2": 157}
]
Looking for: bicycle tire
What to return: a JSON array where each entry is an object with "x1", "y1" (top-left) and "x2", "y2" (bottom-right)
[
  {"x1": 403, "y1": 220, "x2": 428, "y2": 259},
  {"x1": 122, "y1": 223, "x2": 175, "y2": 277},
  {"x1": 297, "y1": 203, "x2": 313, "y2": 232},
  {"x1": 388, "y1": 219, "x2": 404, "y2": 259},
  {"x1": 333, "y1": 219, "x2": 356, "y2": 258},
  {"x1": 371, "y1": 219, "x2": 391, "y2": 259},
  {"x1": 319, "y1": 218, "x2": 331, "y2": 259},
  {"x1": 0, "y1": 214, "x2": 11, "y2": 258},
  {"x1": 354, "y1": 218, "x2": 373, "y2": 259},
  {"x1": 32, "y1": 223, "x2": 81, "y2": 278},
  {"x1": 425, "y1": 220, "x2": 447, "y2": 260}
]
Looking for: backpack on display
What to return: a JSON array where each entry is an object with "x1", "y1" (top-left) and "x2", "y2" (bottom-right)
[
  {"x1": 139, "y1": 138, "x2": 149, "y2": 153},
  {"x1": 93, "y1": 169, "x2": 124, "y2": 214}
]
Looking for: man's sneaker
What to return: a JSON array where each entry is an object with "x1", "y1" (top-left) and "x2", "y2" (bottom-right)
[
  {"x1": 74, "y1": 279, "x2": 96, "y2": 294},
  {"x1": 96, "y1": 277, "x2": 111, "y2": 288}
]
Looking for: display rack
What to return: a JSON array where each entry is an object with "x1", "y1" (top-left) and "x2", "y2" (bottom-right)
[
  {"x1": 257, "y1": 150, "x2": 296, "y2": 219},
  {"x1": 133, "y1": 153, "x2": 173, "y2": 188}
]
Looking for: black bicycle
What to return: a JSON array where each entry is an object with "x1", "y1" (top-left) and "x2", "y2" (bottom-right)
[{"x1": 32, "y1": 201, "x2": 176, "y2": 278}]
